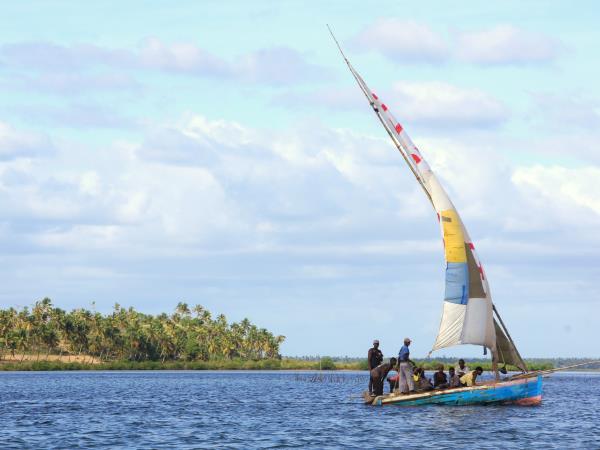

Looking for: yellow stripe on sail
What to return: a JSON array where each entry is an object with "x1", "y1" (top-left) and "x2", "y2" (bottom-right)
[{"x1": 440, "y1": 209, "x2": 466, "y2": 263}]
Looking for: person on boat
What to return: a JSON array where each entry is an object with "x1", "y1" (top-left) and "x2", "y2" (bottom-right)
[
  {"x1": 397, "y1": 338, "x2": 415, "y2": 394},
  {"x1": 367, "y1": 339, "x2": 384, "y2": 395},
  {"x1": 414, "y1": 367, "x2": 433, "y2": 391},
  {"x1": 448, "y1": 367, "x2": 461, "y2": 388},
  {"x1": 387, "y1": 372, "x2": 399, "y2": 393},
  {"x1": 412, "y1": 366, "x2": 420, "y2": 383},
  {"x1": 370, "y1": 357, "x2": 397, "y2": 396},
  {"x1": 460, "y1": 366, "x2": 484, "y2": 387},
  {"x1": 433, "y1": 364, "x2": 448, "y2": 389},
  {"x1": 455, "y1": 359, "x2": 470, "y2": 377}
]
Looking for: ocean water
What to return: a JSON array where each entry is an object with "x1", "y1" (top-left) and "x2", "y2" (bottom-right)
[{"x1": 0, "y1": 370, "x2": 598, "y2": 449}]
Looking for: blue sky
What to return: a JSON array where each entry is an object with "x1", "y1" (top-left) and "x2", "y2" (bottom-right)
[{"x1": 1, "y1": 1, "x2": 599, "y2": 358}]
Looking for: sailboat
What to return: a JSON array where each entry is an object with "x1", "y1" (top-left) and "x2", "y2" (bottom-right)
[{"x1": 328, "y1": 28, "x2": 543, "y2": 406}]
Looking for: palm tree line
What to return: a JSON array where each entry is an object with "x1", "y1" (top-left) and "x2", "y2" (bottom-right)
[{"x1": 0, "y1": 298, "x2": 285, "y2": 362}]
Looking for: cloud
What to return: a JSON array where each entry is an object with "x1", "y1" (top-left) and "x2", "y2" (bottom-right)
[
  {"x1": 512, "y1": 165, "x2": 600, "y2": 221},
  {"x1": 11, "y1": 103, "x2": 138, "y2": 129},
  {"x1": 272, "y1": 81, "x2": 508, "y2": 129},
  {"x1": 455, "y1": 25, "x2": 562, "y2": 65},
  {"x1": 0, "y1": 39, "x2": 331, "y2": 91},
  {"x1": 2, "y1": 114, "x2": 599, "y2": 358},
  {"x1": 8, "y1": 72, "x2": 141, "y2": 95},
  {"x1": 0, "y1": 122, "x2": 54, "y2": 161},
  {"x1": 529, "y1": 92, "x2": 600, "y2": 130},
  {"x1": 136, "y1": 127, "x2": 220, "y2": 165},
  {"x1": 348, "y1": 21, "x2": 561, "y2": 66},
  {"x1": 235, "y1": 47, "x2": 333, "y2": 85},
  {"x1": 387, "y1": 81, "x2": 509, "y2": 128},
  {"x1": 0, "y1": 42, "x2": 128, "y2": 71},
  {"x1": 351, "y1": 19, "x2": 448, "y2": 63},
  {"x1": 138, "y1": 37, "x2": 230, "y2": 76}
]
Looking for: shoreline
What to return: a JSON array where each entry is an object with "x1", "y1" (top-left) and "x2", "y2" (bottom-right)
[{"x1": 1, "y1": 359, "x2": 597, "y2": 372}]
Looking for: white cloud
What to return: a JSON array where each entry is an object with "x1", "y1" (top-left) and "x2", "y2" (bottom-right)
[
  {"x1": 138, "y1": 37, "x2": 230, "y2": 76},
  {"x1": 388, "y1": 81, "x2": 509, "y2": 128},
  {"x1": 0, "y1": 121, "x2": 54, "y2": 161},
  {"x1": 0, "y1": 39, "x2": 331, "y2": 90},
  {"x1": 273, "y1": 82, "x2": 508, "y2": 129},
  {"x1": 12, "y1": 103, "x2": 138, "y2": 129},
  {"x1": 455, "y1": 25, "x2": 561, "y2": 65},
  {"x1": 1, "y1": 114, "x2": 599, "y2": 358},
  {"x1": 3, "y1": 115, "x2": 598, "y2": 262},
  {"x1": 512, "y1": 165, "x2": 600, "y2": 220},
  {"x1": 348, "y1": 21, "x2": 561, "y2": 66},
  {"x1": 235, "y1": 47, "x2": 333, "y2": 85},
  {"x1": 351, "y1": 19, "x2": 448, "y2": 63},
  {"x1": 529, "y1": 92, "x2": 600, "y2": 130}
]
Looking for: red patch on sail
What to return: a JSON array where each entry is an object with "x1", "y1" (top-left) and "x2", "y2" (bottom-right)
[
  {"x1": 395, "y1": 123, "x2": 403, "y2": 134},
  {"x1": 381, "y1": 103, "x2": 388, "y2": 111},
  {"x1": 411, "y1": 154, "x2": 422, "y2": 164},
  {"x1": 468, "y1": 243, "x2": 475, "y2": 250},
  {"x1": 478, "y1": 265, "x2": 485, "y2": 280},
  {"x1": 372, "y1": 93, "x2": 378, "y2": 100}
]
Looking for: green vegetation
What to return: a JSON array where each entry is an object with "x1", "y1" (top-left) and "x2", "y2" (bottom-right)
[
  {"x1": 1, "y1": 299, "x2": 595, "y2": 372},
  {"x1": 282, "y1": 357, "x2": 555, "y2": 371},
  {"x1": 0, "y1": 356, "x2": 563, "y2": 372},
  {"x1": 0, "y1": 298, "x2": 285, "y2": 364}
]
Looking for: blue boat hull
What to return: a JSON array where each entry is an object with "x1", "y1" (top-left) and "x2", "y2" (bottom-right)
[{"x1": 371, "y1": 375, "x2": 542, "y2": 406}]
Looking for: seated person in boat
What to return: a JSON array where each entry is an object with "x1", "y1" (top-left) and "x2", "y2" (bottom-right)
[
  {"x1": 455, "y1": 359, "x2": 470, "y2": 377},
  {"x1": 413, "y1": 367, "x2": 433, "y2": 391},
  {"x1": 433, "y1": 364, "x2": 448, "y2": 389},
  {"x1": 460, "y1": 366, "x2": 483, "y2": 387},
  {"x1": 448, "y1": 367, "x2": 461, "y2": 388},
  {"x1": 370, "y1": 357, "x2": 398, "y2": 396}
]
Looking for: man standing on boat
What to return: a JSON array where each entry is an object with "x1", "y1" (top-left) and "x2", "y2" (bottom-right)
[
  {"x1": 397, "y1": 338, "x2": 415, "y2": 394},
  {"x1": 367, "y1": 339, "x2": 383, "y2": 395}
]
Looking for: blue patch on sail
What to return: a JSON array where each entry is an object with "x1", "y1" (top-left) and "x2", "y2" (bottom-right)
[{"x1": 445, "y1": 262, "x2": 469, "y2": 305}]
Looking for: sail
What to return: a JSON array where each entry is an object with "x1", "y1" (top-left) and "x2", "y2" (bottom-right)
[
  {"x1": 494, "y1": 319, "x2": 527, "y2": 372},
  {"x1": 335, "y1": 47, "x2": 498, "y2": 354}
]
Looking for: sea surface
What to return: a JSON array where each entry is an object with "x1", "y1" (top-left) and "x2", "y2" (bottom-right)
[{"x1": 0, "y1": 370, "x2": 598, "y2": 449}]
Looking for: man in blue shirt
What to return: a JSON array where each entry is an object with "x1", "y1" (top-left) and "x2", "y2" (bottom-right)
[{"x1": 397, "y1": 337, "x2": 415, "y2": 394}]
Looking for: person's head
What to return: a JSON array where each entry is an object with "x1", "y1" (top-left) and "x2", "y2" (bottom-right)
[
  {"x1": 373, "y1": 339, "x2": 379, "y2": 348},
  {"x1": 475, "y1": 366, "x2": 483, "y2": 376},
  {"x1": 390, "y1": 357, "x2": 397, "y2": 367},
  {"x1": 437, "y1": 364, "x2": 444, "y2": 373},
  {"x1": 404, "y1": 337, "x2": 411, "y2": 346},
  {"x1": 449, "y1": 367, "x2": 455, "y2": 375},
  {"x1": 413, "y1": 367, "x2": 420, "y2": 375},
  {"x1": 458, "y1": 358, "x2": 465, "y2": 368}
]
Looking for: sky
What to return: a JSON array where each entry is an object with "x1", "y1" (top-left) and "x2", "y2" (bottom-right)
[{"x1": 1, "y1": 1, "x2": 599, "y2": 358}]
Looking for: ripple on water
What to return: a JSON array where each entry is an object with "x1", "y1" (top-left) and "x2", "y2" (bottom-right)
[{"x1": 0, "y1": 371, "x2": 599, "y2": 449}]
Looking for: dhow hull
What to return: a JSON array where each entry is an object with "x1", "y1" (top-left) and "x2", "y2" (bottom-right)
[{"x1": 367, "y1": 375, "x2": 542, "y2": 406}]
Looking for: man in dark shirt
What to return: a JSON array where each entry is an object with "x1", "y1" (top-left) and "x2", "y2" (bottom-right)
[
  {"x1": 370, "y1": 357, "x2": 397, "y2": 396},
  {"x1": 367, "y1": 340, "x2": 383, "y2": 394},
  {"x1": 433, "y1": 364, "x2": 448, "y2": 389}
]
